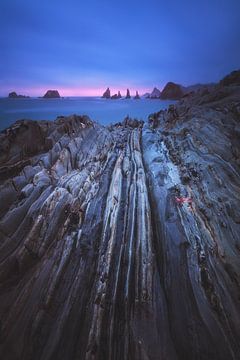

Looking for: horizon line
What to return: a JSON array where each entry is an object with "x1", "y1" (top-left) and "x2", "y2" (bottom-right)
[{"x1": 0, "y1": 86, "x2": 153, "y2": 98}]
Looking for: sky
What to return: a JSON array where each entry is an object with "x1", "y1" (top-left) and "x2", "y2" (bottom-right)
[{"x1": 0, "y1": 0, "x2": 240, "y2": 96}]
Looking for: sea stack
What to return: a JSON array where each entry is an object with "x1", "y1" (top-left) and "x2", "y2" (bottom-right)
[
  {"x1": 160, "y1": 82, "x2": 183, "y2": 100},
  {"x1": 126, "y1": 89, "x2": 131, "y2": 99},
  {"x1": 102, "y1": 87, "x2": 111, "y2": 99},
  {"x1": 134, "y1": 91, "x2": 140, "y2": 99},
  {"x1": 43, "y1": 90, "x2": 60, "y2": 98},
  {"x1": 111, "y1": 91, "x2": 122, "y2": 99},
  {"x1": 149, "y1": 87, "x2": 161, "y2": 99}
]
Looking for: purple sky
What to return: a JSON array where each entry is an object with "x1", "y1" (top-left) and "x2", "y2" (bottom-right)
[{"x1": 1, "y1": 0, "x2": 240, "y2": 96}]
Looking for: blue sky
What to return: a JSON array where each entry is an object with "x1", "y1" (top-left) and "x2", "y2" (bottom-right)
[{"x1": 0, "y1": 0, "x2": 240, "y2": 96}]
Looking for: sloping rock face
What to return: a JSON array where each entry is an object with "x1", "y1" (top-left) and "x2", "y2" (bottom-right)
[
  {"x1": 0, "y1": 79, "x2": 240, "y2": 359},
  {"x1": 160, "y1": 82, "x2": 184, "y2": 99},
  {"x1": 43, "y1": 90, "x2": 60, "y2": 98},
  {"x1": 149, "y1": 87, "x2": 161, "y2": 98},
  {"x1": 220, "y1": 69, "x2": 240, "y2": 86}
]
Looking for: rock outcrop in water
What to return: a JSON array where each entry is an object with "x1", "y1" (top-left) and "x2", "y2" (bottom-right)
[
  {"x1": 149, "y1": 87, "x2": 161, "y2": 98},
  {"x1": 160, "y1": 81, "x2": 183, "y2": 99},
  {"x1": 43, "y1": 90, "x2": 61, "y2": 98},
  {"x1": 8, "y1": 92, "x2": 29, "y2": 98},
  {"x1": 126, "y1": 88, "x2": 131, "y2": 99},
  {"x1": 102, "y1": 88, "x2": 111, "y2": 99},
  {"x1": 0, "y1": 72, "x2": 240, "y2": 360},
  {"x1": 111, "y1": 91, "x2": 122, "y2": 99},
  {"x1": 134, "y1": 91, "x2": 140, "y2": 99}
]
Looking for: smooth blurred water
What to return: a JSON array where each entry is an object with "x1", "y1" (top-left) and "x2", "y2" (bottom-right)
[{"x1": 0, "y1": 97, "x2": 174, "y2": 131}]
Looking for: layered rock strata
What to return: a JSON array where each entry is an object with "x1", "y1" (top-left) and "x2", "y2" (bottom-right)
[{"x1": 0, "y1": 77, "x2": 240, "y2": 360}]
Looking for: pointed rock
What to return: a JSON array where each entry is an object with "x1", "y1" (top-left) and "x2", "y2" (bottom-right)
[
  {"x1": 126, "y1": 89, "x2": 131, "y2": 99},
  {"x1": 149, "y1": 87, "x2": 161, "y2": 99},
  {"x1": 102, "y1": 87, "x2": 111, "y2": 99},
  {"x1": 134, "y1": 91, "x2": 140, "y2": 99}
]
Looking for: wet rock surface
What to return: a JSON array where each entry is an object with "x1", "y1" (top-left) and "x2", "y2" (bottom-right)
[{"x1": 0, "y1": 77, "x2": 240, "y2": 360}]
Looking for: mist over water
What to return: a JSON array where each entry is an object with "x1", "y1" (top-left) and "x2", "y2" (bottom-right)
[{"x1": 0, "y1": 97, "x2": 174, "y2": 131}]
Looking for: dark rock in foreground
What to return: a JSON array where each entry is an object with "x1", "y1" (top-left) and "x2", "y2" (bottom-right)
[
  {"x1": 0, "y1": 73, "x2": 240, "y2": 360},
  {"x1": 8, "y1": 91, "x2": 30, "y2": 98},
  {"x1": 43, "y1": 90, "x2": 61, "y2": 98},
  {"x1": 160, "y1": 81, "x2": 184, "y2": 99}
]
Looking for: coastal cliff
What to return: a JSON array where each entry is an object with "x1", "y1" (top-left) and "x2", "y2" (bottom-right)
[{"x1": 0, "y1": 73, "x2": 240, "y2": 360}]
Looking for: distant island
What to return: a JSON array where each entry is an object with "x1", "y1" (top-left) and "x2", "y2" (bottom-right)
[
  {"x1": 8, "y1": 91, "x2": 30, "y2": 98},
  {"x1": 7, "y1": 90, "x2": 61, "y2": 99},
  {"x1": 43, "y1": 90, "x2": 61, "y2": 98}
]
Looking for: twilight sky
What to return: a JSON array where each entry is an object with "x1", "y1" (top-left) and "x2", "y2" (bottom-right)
[{"x1": 0, "y1": 0, "x2": 240, "y2": 96}]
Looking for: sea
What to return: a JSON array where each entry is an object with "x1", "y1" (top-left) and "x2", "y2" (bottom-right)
[{"x1": 0, "y1": 97, "x2": 175, "y2": 131}]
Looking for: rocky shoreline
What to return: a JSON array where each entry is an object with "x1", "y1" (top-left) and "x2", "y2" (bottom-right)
[{"x1": 0, "y1": 71, "x2": 240, "y2": 360}]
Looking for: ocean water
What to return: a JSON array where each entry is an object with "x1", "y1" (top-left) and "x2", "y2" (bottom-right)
[{"x1": 0, "y1": 97, "x2": 175, "y2": 131}]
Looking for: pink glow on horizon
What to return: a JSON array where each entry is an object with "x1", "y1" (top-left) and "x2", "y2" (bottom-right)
[{"x1": 1, "y1": 86, "x2": 151, "y2": 97}]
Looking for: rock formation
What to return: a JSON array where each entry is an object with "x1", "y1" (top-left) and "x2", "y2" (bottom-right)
[
  {"x1": 220, "y1": 69, "x2": 240, "y2": 86},
  {"x1": 134, "y1": 91, "x2": 140, "y2": 99},
  {"x1": 143, "y1": 92, "x2": 150, "y2": 98},
  {"x1": 126, "y1": 88, "x2": 131, "y2": 99},
  {"x1": 0, "y1": 71, "x2": 240, "y2": 360},
  {"x1": 111, "y1": 91, "x2": 122, "y2": 100},
  {"x1": 102, "y1": 88, "x2": 111, "y2": 99},
  {"x1": 43, "y1": 90, "x2": 61, "y2": 98},
  {"x1": 8, "y1": 92, "x2": 29, "y2": 98},
  {"x1": 160, "y1": 82, "x2": 183, "y2": 100},
  {"x1": 181, "y1": 83, "x2": 215, "y2": 95},
  {"x1": 149, "y1": 87, "x2": 161, "y2": 98}
]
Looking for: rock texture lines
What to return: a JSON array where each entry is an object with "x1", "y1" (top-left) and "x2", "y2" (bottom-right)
[{"x1": 0, "y1": 76, "x2": 240, "y2": 359}]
